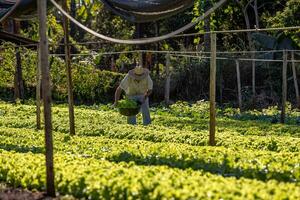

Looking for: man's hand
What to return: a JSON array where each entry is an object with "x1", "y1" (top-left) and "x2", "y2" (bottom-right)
[{"x1": 142, "y1": 90, "x2": 152, "y2": 103}]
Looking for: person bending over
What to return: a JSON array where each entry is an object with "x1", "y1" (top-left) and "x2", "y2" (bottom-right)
[{"x1": 114, "y1": 65, "x2": 153, "y2": 125}]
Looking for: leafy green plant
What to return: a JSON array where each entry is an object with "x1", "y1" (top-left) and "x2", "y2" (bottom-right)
[
  {"x1": 116, "y1": 99, "x2": 139, "y2": 109},
  {"x1": 0, "y1": 101, "x2": 300, "y2": 199}
]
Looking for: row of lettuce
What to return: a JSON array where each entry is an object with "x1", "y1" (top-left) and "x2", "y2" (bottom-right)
[
  {"x1": 0, "y1": 102, "x2": 300, "y2": 198},
  {"x1": 0, "y1": 102, "x2": 300, "y2": 152},
  {"x1": 0, "y1": 150, "x2": 299, "y2": 199},
  {"x1": 0, "y1": 127, "x2": 299, "y2": 184}
]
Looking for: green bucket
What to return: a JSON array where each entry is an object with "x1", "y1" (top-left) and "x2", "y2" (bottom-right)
[{"x1": 119, "y1": 107, "x2": 140, "y2": 116}]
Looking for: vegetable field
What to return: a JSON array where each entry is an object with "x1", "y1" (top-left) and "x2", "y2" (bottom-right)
[{"x1": 0, "y1": 101, "x2": 299, "y2": 199}]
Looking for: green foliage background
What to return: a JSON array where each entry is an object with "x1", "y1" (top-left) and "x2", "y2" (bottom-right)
[{"x1": 0, "y1": 0, "x2": 299, "y2": 107}]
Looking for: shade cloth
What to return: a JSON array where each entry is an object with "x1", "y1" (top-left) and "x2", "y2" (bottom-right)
[
  {"x1": 0, "y1": 0, "x2": 194, "y2": 23},
  {"x1": 0, "y1": 0, "x2": 55, "y2": 22},
  {"x1": 100, "y1": 0, "x2": 194, "y2": 23}
]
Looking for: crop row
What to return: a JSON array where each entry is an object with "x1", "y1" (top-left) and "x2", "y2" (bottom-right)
[
  {"x1": 1, "y1": 101, "x2": 300, "y2": 137},
  {"x1": 0, "y1": 150, "x2": 299, "y2": 199},
  {"x1": 0, "y1": 103, "x2": 300, "y2": 152},
  {"x1": 0, "y1": 127, "x2": 299, "y2": 183}
]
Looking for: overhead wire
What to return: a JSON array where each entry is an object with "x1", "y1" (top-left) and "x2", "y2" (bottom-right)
[
  {"x1": 170, "y1": 54, "x2": 300, "y2": 63},
  {"x1": 48, "y1": 50, "x2": 300, "y2": 63}
]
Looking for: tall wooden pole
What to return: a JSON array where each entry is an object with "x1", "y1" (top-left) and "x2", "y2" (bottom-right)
[
  {"x1": 38, "y1": 0, "x2": 55, "y2": 196},
  {"x1": 164, "y1": 53, "x2": 171, "y2": 105},
  {"x1": 155, "y1": 22, "x2": 160, "y2": 75},
  {"x1": 252, "y1": 53, "x2": 256, "y2": 108},
  {"x1": 63, "y1": 0, "x2": 75, "y2": 135},
  {"x1": 219, "y1": 66, "x2": 223, "y2": 106},
  {"x1": 281, "y1": 50, "x2": 287, "y2": 124},
  {"x1": 209, "y1": 33, "x2": 216, "y2": 146},
  {"x1": 291, "y1": 52, "x2": 300, "y2": 109},
  {"x1": 36, "y1": 47, "x2": 41, "y2": 130},
  {"x1": 14, "y1": 47, "x2": 24, "y2": 101},
  {"x1": 139, "y1": 51, "x2": 143, "y2": 66},
  {"x1": 13, "y1": 21, "x2": 24, "y2": 101},
  {"x1": 235, "y1": 59, "x2": 242, "y2": 111}
]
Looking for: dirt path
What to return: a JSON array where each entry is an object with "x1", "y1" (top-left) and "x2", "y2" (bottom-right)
[{"x1": 0, "y1": 184, "x2": 74, "y2": 200}]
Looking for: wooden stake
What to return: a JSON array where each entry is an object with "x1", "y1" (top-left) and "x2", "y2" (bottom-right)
[
  {"x1": 291, "y1": 52, "x2": 300, "y2": 109},
  {"x1": 63, "y1": 0, "x2": 75, "y2": 136},
  {"x1": 14, "y1": 48, "x2": 24, "y2": 101},
  {"x1": 36, "y1": 47, "x2": 41, "y2": 130},
  {"x1": 251, "y1": 53, "x2": 256, "y2": 107},
  {"x1": 235, "y1": 59, "x2": 242, "y2": 111},
  {"x1": 164, "y1": 53, "x2": 171, "y2": 105},
  {"x1": 38, "y1": 0, "x2": 55, "y2": 196},
  {"x1": 209, "y1": 33, "x2": 216, "y2": 146},
  {"x1": 281, "y1": 50, "x2": 287, "y2": 124},
  {"x1": 155, "y1": 22, "x2": 160, "y2": 75},
  {"x1": 139, "y1": 51, "x2": 143, "y2": 66},
  {"x1": 219, "y1": 65, "x2": 223, "y2": 106}
]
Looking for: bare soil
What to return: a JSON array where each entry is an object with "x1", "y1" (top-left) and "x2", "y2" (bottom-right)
[{"x1": 0, "y1": 185, "x2": 75, "y2": 200}]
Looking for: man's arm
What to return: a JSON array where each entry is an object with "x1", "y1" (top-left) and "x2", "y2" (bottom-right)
[
  {"x1": 113, "y1": 86, "x2": 122, "y2": 107},
  {"x1": 142, "y1": 75, "x2": 153, "y2": 102},
  {"x1": 114, "y1": 74, "x2": 129, "y2": 106}
]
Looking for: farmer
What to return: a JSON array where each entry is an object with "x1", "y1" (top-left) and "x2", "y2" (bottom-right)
[{"x1": 114, "y1": 65, "x2": 153, "y2": 125}]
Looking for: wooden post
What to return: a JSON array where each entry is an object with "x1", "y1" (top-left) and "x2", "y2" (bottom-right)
[
  {"x1": 291, "y1": 52, "x2": 300, "y2": 109},
  {"x1": 36, "y1": 47, "x2": 41, "y2": 130},
  {"x1": 13, "y1": 57, "x2": 20, "y2": 100},
  {"x1": 63, "y1": 0, "x2": 75, "y2": 136},
  {"x1": 235, "y1": 59, "x2": 242, "y2": 111},
  {"x1": 164, "y1": 53, "x2": 171, "y2": 105},
  {"x1": 219, "y1": 65, "x2": 223, "y2": 106},
  {"x1": 251, "y1": 53, "x2": 256, "y2": 107},
  {"x1": 110, "y1": 57, "x2": 116, "y2": 72},
  {"x1": 209, "y1": 33, "x2": 216, "y2": 146},
  {"x1": 281, "y1": 50, "x2": 287, "y2": 124},
  {"x1": 14, "y1": 48, "x2": 24, "y2": 101},
  {"x1": 38, "y1": 0, "x2": 55, "y2": 196},
  {"x1": 155, "y1": 22, "x2": 160, "y2": 75},
  {"x1": 139, "y1": 51, "x2": 143, "y2": 66},
  {"x1": 120, "y1": 61, "x2": 125, "y2": 72}
]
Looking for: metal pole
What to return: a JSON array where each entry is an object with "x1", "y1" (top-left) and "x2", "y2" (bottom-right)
[
  {"x1": 281, "y1": 50, "x2": 287, "y2": 124},
  {"x1": 38, "y1": 0, "x2": 55, "y2": 196},
  {"x1": 63, "y1": 0, "x2": 75, "y2": 135},
  {"x1": 209, "y1": 33, "x2": 216, "y2": 146}
]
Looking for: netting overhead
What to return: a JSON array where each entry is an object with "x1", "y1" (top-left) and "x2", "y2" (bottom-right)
[
  {"x1": 0, "y1": 0, "x2": 194, "y2": 23},
  {"x1": 100, "y1": 0, "x2": 195, "y2": 23},
  {"x1": 0, "y1": 0, "x2": 37, "y2": 22},
  {"x1": 0, "y1": 0, "x2": 63, "y2": 22}
]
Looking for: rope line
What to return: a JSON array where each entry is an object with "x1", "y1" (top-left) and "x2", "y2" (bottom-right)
[
  {"x1": 48, "y1": 52, "x2": 300, "y2": 63},
  {"x1": 174, "y1": 26, "x2": 300, "y2": 37},
  {"x1": 49, "y1": 0, "x2": 227, "y2": 44},
  {"x1": 11, "y1": 43, "x2": 300, "y2": 55},
  {"x1": 171, "y1": 54, "x2": 300, "y2": 63},
  {"x1": 48, "y1": 49, "x2": 300, "y2": 56}
]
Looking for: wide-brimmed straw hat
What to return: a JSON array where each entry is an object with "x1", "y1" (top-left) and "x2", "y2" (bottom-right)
[
  {"x1": 134, "y1": 66, "x2": 144, "y2": 75},
  {"x1": 129, "y1": 65, "x2": 149, "y2": 80}
]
